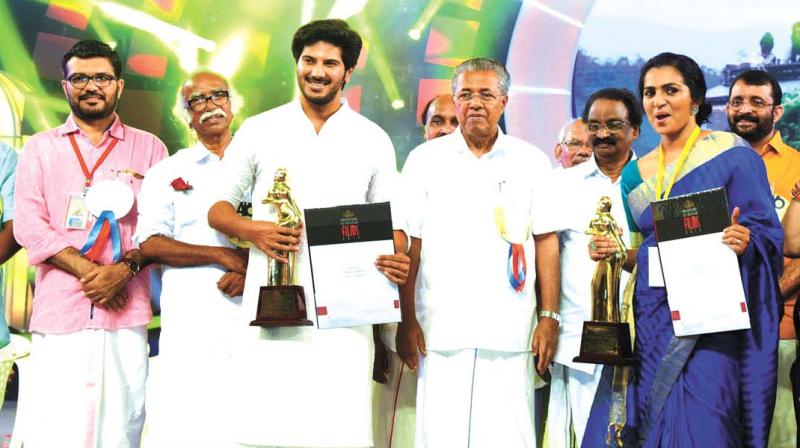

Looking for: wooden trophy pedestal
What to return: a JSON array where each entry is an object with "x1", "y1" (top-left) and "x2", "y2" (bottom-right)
[
  {"x1": 573, "y1": 321, "x2": 634, "y2": 365},
  {"x1": 250, "y1": 285, "x2": 313, "y2": 327}
]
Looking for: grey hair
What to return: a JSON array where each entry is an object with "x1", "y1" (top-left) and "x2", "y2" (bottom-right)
[
  {"x1": 174, "y1": 70, "x2": 243, "y2": 125},
  {"x1": 451, "y1": 57, "x2": 511, "y2": 95},
  {"x1": 557, "y1": 118, "x2": 583, "y2": 143}
]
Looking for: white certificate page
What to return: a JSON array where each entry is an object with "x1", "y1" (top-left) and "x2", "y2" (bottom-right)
[
  {"x1": 309, "y1": 239, "x2": 400, "y2": 329},
  {"x1": 657, "y1": 232, "x2": 750, "y2": 336}
]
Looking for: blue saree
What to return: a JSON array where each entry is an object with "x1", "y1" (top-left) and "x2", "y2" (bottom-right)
[{"x1": 583, "y1": 131, "x2": 783, "y2": 447}]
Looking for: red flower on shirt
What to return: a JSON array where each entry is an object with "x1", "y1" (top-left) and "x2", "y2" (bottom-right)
[{"x1": 170, "y1": 177, "x2": 193, "y2": 192}]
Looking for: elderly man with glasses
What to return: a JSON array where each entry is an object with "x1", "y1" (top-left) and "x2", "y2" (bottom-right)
[
  {"x1": 554, "y1": 118, "x2": 591, "y2": 168},
  {"x1": 134, "y1": 71, "x2": 250, "y2": 447},
  {"x1": 13, "y1": 39, "x2": 167, "y2": 447},
  {"x1": 726, "y1": 69, "x2": 800, "y2": 448}
]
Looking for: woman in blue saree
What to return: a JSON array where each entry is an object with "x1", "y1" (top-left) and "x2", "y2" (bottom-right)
[{"x1": 585, "y1": 53, "x2": 783, "y2": 447}]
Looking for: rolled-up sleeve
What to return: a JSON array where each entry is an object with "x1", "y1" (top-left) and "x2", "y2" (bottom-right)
[
  {"x1": 13, "y1": 142, "x2": 73, "y2": 265},
  {"x1": 216, "y1": 121, "x2": 257, "y2": 208},
  {"x1": 398, "y1": 149, "x2": 427, "y2": 239},
  {"x1": 134, "y1": 162, "x2": 174, "y2": 244}
]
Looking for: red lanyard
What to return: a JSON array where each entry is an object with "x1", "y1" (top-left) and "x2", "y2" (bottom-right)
[{"x1": 67, "y1": 133, "x2": 119, "y2": 189}]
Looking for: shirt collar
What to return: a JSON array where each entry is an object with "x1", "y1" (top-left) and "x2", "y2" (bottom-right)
[
  {"x1": 452, "y1": 126, "x2": 508, "y2": 158},
  {"x1": 59, "y1": 113, "x2": 125, "y2": 140},
  {"x1": 183, "y1": 142, "x2": 219, "y2": 163},
  {"x1": 762, "y1": 131, "x2": 791, "y2": 156}
]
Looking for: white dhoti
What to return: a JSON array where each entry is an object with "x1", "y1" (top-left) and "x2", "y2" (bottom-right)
[
  {"x1": 25, "y1": 326, "x2": 148, "y2": 448},
  {"x1": 416, "y1": 349, "x2": 535, "y2": 448},
  {"x1": 144, "y1": 266, "x2": 242, "y2": 448},
  {"x1": 545, "y1": 363, "x2": 604, "y2": 448},
  {"x1": 373, "y1": 349, "x2": 417, "y2": 448},
  {"x1": 768, "y1": 339, "x2": 798, "y2": 448}
]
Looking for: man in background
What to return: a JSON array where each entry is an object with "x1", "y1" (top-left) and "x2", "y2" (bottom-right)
[{"x1": 554, "y1": 118, "x2": 590, "y2": 168}]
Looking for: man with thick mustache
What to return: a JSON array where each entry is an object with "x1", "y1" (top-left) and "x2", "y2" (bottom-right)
[
  {"x1": 546, "y1": 88, "x2": 639, "y2": 447},
  {"x1": 207, "y1": 19, "x2": 409, "y2": 447},
  {"x1": 397, "y1": 58, "x2": 560, "y2": 447},
  {"x1": 13, "y1": 39, "x2": 167, "y2": 447},
  {"x1": 135, "y1": 71, "x2": 249, "y2": 446},
  {"x1": 726, "y1": 69, "x2": 800, "y2": 448}
]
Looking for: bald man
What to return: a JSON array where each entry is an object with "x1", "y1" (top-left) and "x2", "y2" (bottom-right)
[
  {"x1": 422, "y1": 94, "x2": 458, "y2": 140},
  {"x1": 554, "y1": 119, "x2": 590, "y2": 168},
  {"x1": 136, "y1": 71, "x2": 250, "y2": 447}
]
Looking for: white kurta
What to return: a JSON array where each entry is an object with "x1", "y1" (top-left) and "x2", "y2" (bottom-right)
[
  {"x1": 216, "y1": 100, "x2": 398, "y2": 447},
  {"x1": 547, "y1": 156, "x2": 631, "y2": 446},
  {"x1": 135, "y1": 144, "x2": 246, "y2": 447}
]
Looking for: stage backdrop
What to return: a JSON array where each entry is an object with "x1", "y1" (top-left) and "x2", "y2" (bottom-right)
[{"x1": 2, "y1": 0, "x2": 799, "y2": 330}]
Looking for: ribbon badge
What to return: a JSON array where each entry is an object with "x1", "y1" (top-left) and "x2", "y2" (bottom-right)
[
  {"x1": 80, "y1": 180, "x2": 134, "y2": 262},
  {"x1": 494, "y1": 205, "x2": 530, "y2": 293}
]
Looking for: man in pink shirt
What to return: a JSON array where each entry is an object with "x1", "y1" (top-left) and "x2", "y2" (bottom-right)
[{"x1": 13, "y1": 40, "x2": 167, "y2": 447}]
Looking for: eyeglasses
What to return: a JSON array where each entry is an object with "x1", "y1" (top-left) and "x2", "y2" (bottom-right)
[
  {"x1": 727, "y1": 98, "x2": 774, "y2": 111},
  {"x1": 455, "y1": 90, "x2": 503, "y2": 104},
  {"x1": 561, "y1": 140, "x2": 591, "y2": 149},
  {"x1": 67, "y1": 73, "x2": 116, "y2": 89},
  {"x1": 586, "y1": 120, "x2": 630, "y2": 133},
  {"x1": 187, "y1": 91, "x2": 230, "y2": 112}
]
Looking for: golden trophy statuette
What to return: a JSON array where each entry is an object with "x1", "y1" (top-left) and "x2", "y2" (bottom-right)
[
  {"x1": 573, "y1": 196, "x2": 634, "y2": 365},
  {"x1": 250, "y1": 168, "x2": 313, "y2": 327}
]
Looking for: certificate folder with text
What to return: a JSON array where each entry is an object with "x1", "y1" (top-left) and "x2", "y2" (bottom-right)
[
  {"x1": 305, "y1": 202, "x2": 400, "y2": 329},
  {"x1": 652, "y1": 187, "x2": 750, "y2": 336}
]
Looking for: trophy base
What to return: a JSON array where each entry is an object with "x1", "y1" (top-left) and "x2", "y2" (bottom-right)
[
  {"x1": 250, "y1": 285, "x2": 314, "y2": 328},
  {"x1": 573, "y1": 321, "x2": 635, "y2": 366}
]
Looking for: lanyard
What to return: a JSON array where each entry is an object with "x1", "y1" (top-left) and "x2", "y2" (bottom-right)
[
  {"x1": 655, "y1": 126, "x2": 701, "y2": 200},
  {"x1": 67, "y1": 133, "x2": 119, "y2": 190}
]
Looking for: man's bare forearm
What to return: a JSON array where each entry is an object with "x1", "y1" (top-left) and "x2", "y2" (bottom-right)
[
  {"x1": 780, "y1": 258, "x2": 800, "y2": 299},
  {"x1": 47, "y1": 247, "x2": 97, "y2": 278},
  {"x1": 534, "y1": 232, "x2": 560, "y2": 312},
  {"x1": 208, "y1": 201, "x2": 250, "y2": 240},
  {"x1": 0, "y1": 221, "x2": 21, "y2": 265},
  {"x1": 784, "y1": 200, "x2": 800, "y2": 257},
  {"x1": 140, "y1": 235, "x2": 232, "y2": 268},
  {"x1": 399, "y1": 237, "x2": 421, "y2": 322}
]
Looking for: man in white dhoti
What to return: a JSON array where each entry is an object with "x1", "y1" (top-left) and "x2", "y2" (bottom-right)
[
  {"x1": 136, "y1": 71, "x2": 249, "y2": 447},
  {"x1": 396, "y1": 57, "x2": 561, "y2": 448},
  {"x1": 207, "y1": 19, "x2": 410, "y2": 448},
  {"x1": 372, "y1": 94, "x2": 457, "y2": 448},
  {"x1": 545, "y1": 88, "x2": 640, "y2": 447},
  {"x1": 13, "y1": 39, "x2": 167, "y2": 447}
]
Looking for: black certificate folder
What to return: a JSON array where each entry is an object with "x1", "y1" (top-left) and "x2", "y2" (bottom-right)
[
  {"x1": 305, "y1": 202, "x2": 393, "y2": 246},
  {"x1": 652, "y1": 187, "x2": 730, "y2": 243}
]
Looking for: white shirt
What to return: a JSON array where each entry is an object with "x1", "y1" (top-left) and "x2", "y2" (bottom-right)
[
  {"x1": 135, "y1": 143, "x2": 246, "y2": 348},
  {"x1": 553, "y1": 156, "x2": 631, "y2": 373},
  {"x1": 214, "y1": 99, "x2": 398, "y2": 447},
  {"x1": 401, "y1": 128, "x2": 558, "y2": 352}
]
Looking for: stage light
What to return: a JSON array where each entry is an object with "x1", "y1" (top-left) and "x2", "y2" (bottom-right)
[
  {"x1": 328, "y1": 0, "x2": 368, "y2": 20},
  {"x1": 208, "y1": 33, "x2": 248, "y2": 79},
  {"x1": 353, "y1": 16, "x2": 404, "y2": 111},
  {"x1": 408, "y1": 0, "x2": 445, "y2": 41},
  {"x1": 301, "y1": 0, "x2": 315, "y2": 24},
  {"x1": 391, "y1": 99, "x2": 405, "y2": 110},
  {"x1": 94, "y1": 1, "x2": 217, "y2": 72},
  {"x1": 523, "y1": 0, "x2": 583, "y2": 28}
]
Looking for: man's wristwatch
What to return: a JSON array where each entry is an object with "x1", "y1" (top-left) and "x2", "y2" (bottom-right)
[
  {"x1": 538, "y1": 310, "x2": 561, "y2": 327},
  {"x1": 123, "y1": 258, "x2": 141, "y2": 277}
]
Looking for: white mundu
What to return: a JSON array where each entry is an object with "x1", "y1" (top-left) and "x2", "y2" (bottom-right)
[
  {"x1": 216, "y1": 99, "x2": 399, "y2": 448},
  {"x1": 135, "y1": 143, "x2": 247, "y2": 447},
  {"x1": 547, "y1": 156, "x2": 631, "y2": 447},
  {"x1": 401, "y1": 128, "x2": 558, "y2": 447}
]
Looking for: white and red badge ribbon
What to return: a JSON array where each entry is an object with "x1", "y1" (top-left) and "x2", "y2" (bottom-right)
[{"x1": 495, "y1": 206, "x2": 529, "y2": 292}]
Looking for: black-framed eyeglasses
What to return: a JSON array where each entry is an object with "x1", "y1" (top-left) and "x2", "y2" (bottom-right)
[
  {"x1": 67, "y1": 73, "x2": 116, "y2": 89},
  {"x1": 586, "y1": 120, "x2": 630, "y2": 133},
  {"x1": 727, "y1": 98, "x2": 774, "y2": 111},
  {"x1": 187, "y1": 91, "x2": 230, "y2": 112}
]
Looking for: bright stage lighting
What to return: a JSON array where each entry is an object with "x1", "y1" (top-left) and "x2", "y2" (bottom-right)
[
  {"x1": 391, "y1": 99, "x2": 405, "y2": 110},
  {"x1": 328, "y1": 0, "x2": 368, "y2": 19},
  {"x1": 408, "y1": 28, "x2": 422, "y2": 40},
  {"x1": 208, "y1": 34, "x2": 248, "y2": 79},
  {"x1": 408, "y1": 0, "x2": 445, "y2": 42}
]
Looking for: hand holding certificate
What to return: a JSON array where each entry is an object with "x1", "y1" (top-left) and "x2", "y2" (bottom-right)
[
  {"x1": 652, "y1": 188, "x2": 750, "y2": 336},
  {"x1": 305, "y1": 202, "x2": 402, "y2": 329}
]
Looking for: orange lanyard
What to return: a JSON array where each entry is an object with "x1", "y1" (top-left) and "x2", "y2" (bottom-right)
[{"x1": 67, "y1": 133, "x2": 119, "y2": 189}]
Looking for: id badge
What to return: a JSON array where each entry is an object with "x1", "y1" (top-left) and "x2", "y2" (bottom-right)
[{"x1": 65, "y1": 192, "x2": 89, "y2": 230}]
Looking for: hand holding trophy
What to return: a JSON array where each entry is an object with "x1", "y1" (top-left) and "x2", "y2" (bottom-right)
[
  {"x1": 250, "y1": 168, "x2": 313, "y2": 327},
  {"x1": 574, "y1": 196, "x2": 634, "y2": 365}
]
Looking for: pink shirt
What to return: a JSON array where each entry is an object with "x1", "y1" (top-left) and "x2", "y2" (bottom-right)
[{"x1": 14, "y1": 114, "x2": 167, "y2": 334}]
